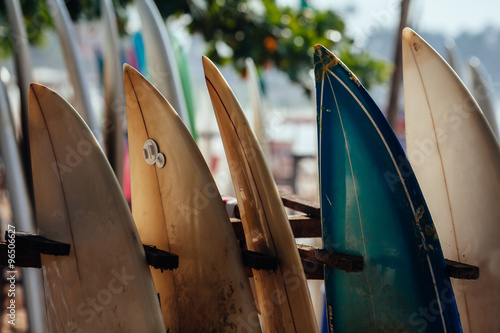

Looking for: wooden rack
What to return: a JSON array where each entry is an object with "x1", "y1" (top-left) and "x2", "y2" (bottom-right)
[{"x1": 0, "y1": 191, "x2": 479, "y2": 280}]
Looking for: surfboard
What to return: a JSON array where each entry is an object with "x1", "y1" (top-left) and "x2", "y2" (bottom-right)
[
  {"x1": 444, "y1": 39, "x2": 463, "y2": 79},
  {"x1": 172, "y1": 34, "x2": 198, "y2": 141},
  {"x1": 5, "y1": 0, "x2": 33, "y2": 191},
  {"x1": 47, "y1": 0, "x2": 101, "y2": 143},
  {"x1": 101, "y1": 0, "x2": 125, "y2": 186},
  {"x1": 245, "y1": 58, "x2": 269, "y2": 160},
  {"x1": 403, "y1": 27, "x2": 500, "y2": 332},
  {"x1": 28, "y1": 83, "x2": 164, "y2": 332},
  {"x1": 468, "y1": 57, "x2": 499, "y2": 139},
  {"x1": 135, "y1": 0, "x2": 191, "y2": 130},
  {"x1": 315, "y1": 44, "x2": 461, "y2": 332},
  {"x1": 123, "y1": 64, "x2": 260, "y2": 332},
  {"x1": 203, "y1": 56, "x2": 318, "y2": 333},
  {"x1": 0, "y1": 71, "x2": 46, "y2": 333}
]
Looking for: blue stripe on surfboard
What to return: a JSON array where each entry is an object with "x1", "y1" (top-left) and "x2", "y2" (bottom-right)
[{"x1": 315, "y1": 45, "x2": 462, "y2": 333}]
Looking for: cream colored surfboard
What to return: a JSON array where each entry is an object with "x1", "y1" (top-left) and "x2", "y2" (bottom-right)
[
  {"x1": 135, "y1": 0, "x2": 191, "y2": 130},
  {"x1": 203, "y1": 57, "x2": 318, "y2": 333},
  {"x1": 47, "y1": 0, "x2": 100, "y2": 143},
  {"x1": 123, "y1": 64, "x2": 261, "y2": 332},
  {"x1": 101, "y1": 0, "x2": 125, "y2": 186},
  {"x1": 403, "y1": 27, "x2": 500, "y2": 332},
  {"x1": 29, "y1": 83, "x2": 164, "y2": 332}
]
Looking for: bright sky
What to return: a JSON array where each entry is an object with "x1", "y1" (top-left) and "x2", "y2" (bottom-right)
[{"x1": 278, "y1": 0, "x2": 500, "y2": 38}]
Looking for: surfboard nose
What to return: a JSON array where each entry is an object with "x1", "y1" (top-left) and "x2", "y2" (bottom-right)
[
  {"x1": 29, "y1": 83, "x2": 62, "y2": 122},
  {"x1": 402, "y1": 27, "x2": 416, "y2": 42},
  {"x1": 29, "y1": 82, "x2": 46, "y2": 96},
  {"x1": 402, "y1": 27, "x2": 429, "y2": 58},
  {"x1": 28, "y1": 83, "x2": 89, "y2": 130},
  {"x1": 123, "y1": 62, "x2": 182, "y2": 121}
]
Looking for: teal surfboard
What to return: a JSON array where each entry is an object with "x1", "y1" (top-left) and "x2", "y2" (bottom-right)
[
  {"x1": 315, "y1": 45, "x2": 462, "y2": 332},
  {"x1": 172, "y1": 35, "x2": 197, "y2": 141}
]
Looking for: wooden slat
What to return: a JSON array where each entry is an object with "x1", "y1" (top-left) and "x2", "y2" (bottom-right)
[
  {"x1": 241, "y1": 250, "x2": 278, "y2": 270},
  {"x1": 445, "y1": 259, "x2": 479, "y2": 280},
  {"x1": 231, "y1": 215, "x2": 321, "y2": 240},
  {"x1": 7, "y1": 231, "x2": 70, "y2": 256},
  {"x1": 289, "y1": 215, "x2": 321, "y2": 238},
  {"x1": 298, "y1": 245, "x2": 363, "y2": 273},
  {"x1": 143, "y1": 245, "x2": 179, "y2": 270},
  {"x1": 0, "y1": 242, "x2": 42, "y2": 268},
  {"x1": 279, "y1": 188, "x2": 321, "y2": 217}
]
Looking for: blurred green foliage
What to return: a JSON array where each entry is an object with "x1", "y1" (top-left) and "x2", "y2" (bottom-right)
[{"x1": 0, "y1": 0, "x2": 390, "y2": 94}]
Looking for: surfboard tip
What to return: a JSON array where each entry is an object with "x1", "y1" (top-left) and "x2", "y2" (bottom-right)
[
  {"x1": 402, "y1": 27, "x2": 419, "y2": 44},
  {"x1": 201, "y1": 56, "x2": 217, "y2": 75},
  {"x1": 123, "y1": 63, "x2": 142, "y2": 78},
  {"x1": 313, "y1": 44, "x2": 340, "y2": 82},
  {"x1": 29, "y1": 82, "x2": 48, "y2": 96}
]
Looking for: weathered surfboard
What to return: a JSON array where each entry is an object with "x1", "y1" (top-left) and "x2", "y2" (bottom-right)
[
  {"x1": 29, "y1": 83, "x2": 164, "y2": 332},
  {"x1": 124, "y1": 64, "x2": 260, "y2": 332},
  {"x1": 101, "y1": 0, "x2": 125, "y2": 185},
  {"x1": 403, "y1": 27, "x2": 500, "y2": 332},
  {"x1": 47, "y1": 0, "x2": 100, "y2": 143},
  {"x1": 135, "y1": 0, "x2": 191, "y2": 130},
  {"x1": 204, "y1": 56, "x2": 318, "y2": 333},
  {"x1": 5, "y1": 0, "x2": 33, "y2": 189}
]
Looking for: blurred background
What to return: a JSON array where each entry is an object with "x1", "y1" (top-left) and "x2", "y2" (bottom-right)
[
  {"x1": 0, "y1": 0, "x2": 498, "y2": 331},
  {"x1": 0, "y1": 0, "x2": 498, "y2": 196}
]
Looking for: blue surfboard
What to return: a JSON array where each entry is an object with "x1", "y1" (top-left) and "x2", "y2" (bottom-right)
[{"x1": 315, "y1": 44, "x2": 462, "y2": 332}]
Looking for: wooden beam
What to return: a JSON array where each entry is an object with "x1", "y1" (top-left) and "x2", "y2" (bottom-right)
[
  {"x1": 241, "y1": 250, "x2": 278, "y2": 271},
  {"x1": 143, "y1": 245, "x2": 179, "y2": 270},
  {"x1": 298, "y1": 245, "x2": 363, "y2": 273},
  {"x1": 6, "y1": 231, "x2": 70, "y2": 256},
  {"x1": 446, "y1": 259, "x2": 479, "y2": 280},
  {"x1": 231, "y1": 215, "x2": 321, "y2": 240},
  {"x1": 279, "y1": 188, "x2": 321, "y2": 217}
]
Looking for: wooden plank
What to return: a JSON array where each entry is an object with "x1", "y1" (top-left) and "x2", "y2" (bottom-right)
[
  {"x1": 7, "y1": 231, "x2": 70, "y2": 256},
  {"x1": 288, "y1": 215, "x2": 321, "y2": 238},
  {"x1": 298, "y1": 245, "x2": 363, "y2": 273},
  {"x1": 279, "y1": 188, "x2": 321, "y2": 217},
  {"x1": 231, "y1": 215, "x2": 321, "y2": 240},
  {"x1": 0, "y1": 231, "x2": 481, "y2": 281},
  {"x1": 0, "y1": 242, "x2": 42, "y2": 268},
  {"x1": 143, "y1": 245, "x2": 179, "y2": 270},
  {"x1": 241, "y1": 250, "x2": 278, "y2": 271},
  {"x1": 445, "y1": 259, "x2": 480, "y2": 280}
]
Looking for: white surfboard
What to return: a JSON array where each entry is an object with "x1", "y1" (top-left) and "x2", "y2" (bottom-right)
[
  {"x1": 47, "y1": 0, "x2": 101, "y2": 143},
  {"x1": 134, "y1": 0, "x2": 191, "y2": 130},
  {"x1": 101, "y1": 0, "x2": 125, "y2": 186},
  {"x1": 403, "y1": 27, "x2": 500, "y2": 332},
  {"x1": 203, "y1": 56, "x2": 318, "y2": 333},
  {"x1": 29, "y1": 83, "x2": 164, "y2": 332},
  {"x1": 468, "y1": 57, "x2": 499, "y2": 139},
  {"x1": 124, "y1": 64, "x2": 261, "y2": 332},
  {"x1": 0, "y1": 73, "x2": 45, "y2": 333}
]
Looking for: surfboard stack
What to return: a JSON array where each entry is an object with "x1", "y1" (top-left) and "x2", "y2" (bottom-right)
[{"x1": 0, "y1": 2, "x2": 497, "y2": 330}]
